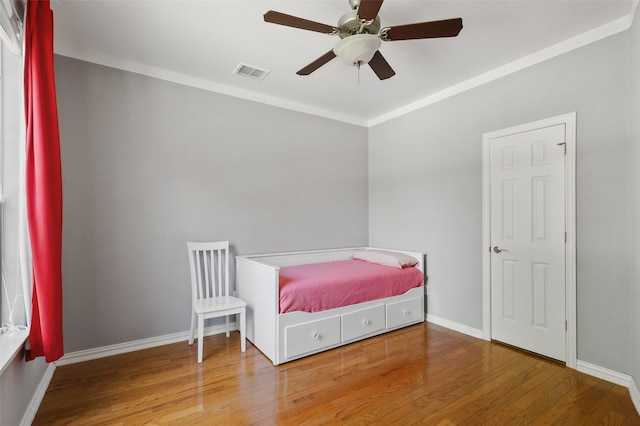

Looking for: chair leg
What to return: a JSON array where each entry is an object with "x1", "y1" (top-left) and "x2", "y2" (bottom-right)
[
  {"x1": 225, "y1": 315, "x2": 230, "y2": 338},
  {"x1": 240, "y1": 309, "x2": 246, "y2": 352},
  {"x1": 197, "y1": 314, "x2": 204, "y2": 363},
  {"x1": 188, "y1": 309, "x2": 196, "y2": 345}
]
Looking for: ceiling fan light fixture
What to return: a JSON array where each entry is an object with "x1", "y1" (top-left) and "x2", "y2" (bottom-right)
[{"x1": 333, "y1": 34, "x2": 381, "y2": 66}]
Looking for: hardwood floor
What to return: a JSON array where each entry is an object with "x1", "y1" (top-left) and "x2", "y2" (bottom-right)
[{"x1": 34, "y1": 322, "x2": 640, "y2": 425}]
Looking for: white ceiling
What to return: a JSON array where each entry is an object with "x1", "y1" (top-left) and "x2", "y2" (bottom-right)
[{"x1": 51, "y1": 0, "x2": 637, "y2": 126}]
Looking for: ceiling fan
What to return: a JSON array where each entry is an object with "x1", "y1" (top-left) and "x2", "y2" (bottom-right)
[{"x1": 264, "y1": 0, "x2": 463, "y2": 80}]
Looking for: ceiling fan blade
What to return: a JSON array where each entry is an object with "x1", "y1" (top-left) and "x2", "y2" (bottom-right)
[
  {"x1": 264, "y1": 10, "x2": 336, "y2": 34},
  {"x1": 383, "y1": 18, "x2": 463, "y2": 41},
  {"x1": 357, "y1": 0, "x2": 384, "y2": 22},
  {"x1": 368, "y1": 50, "x2": 395, "y2": 80},
  {"x1": 297, "y1": 50, "x2": 337, "y2": 75}
]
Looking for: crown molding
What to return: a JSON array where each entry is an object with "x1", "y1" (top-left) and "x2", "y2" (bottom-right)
[
  {"x1": 53, "y1": 44, "x2": 368, "y2": 128},
  {"x1": 54, "y1": 12, "x2": 634, "y2": 129},
  {"x1": 368, "y1": 14, "x2": 634, "y2": 127}
]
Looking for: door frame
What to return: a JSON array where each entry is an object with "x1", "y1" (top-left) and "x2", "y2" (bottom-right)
[{"x1": 482, "y1": 112, "x2": 577, "y2": 368}]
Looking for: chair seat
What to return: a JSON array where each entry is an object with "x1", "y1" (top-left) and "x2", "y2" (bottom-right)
[{"x1": 193, "y1": 296, "x2": 247, "y2": 314}]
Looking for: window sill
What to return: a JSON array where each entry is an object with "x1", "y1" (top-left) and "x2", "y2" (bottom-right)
[{"x1": 0, "y1": 329, "x2": 28, "y2": 375}]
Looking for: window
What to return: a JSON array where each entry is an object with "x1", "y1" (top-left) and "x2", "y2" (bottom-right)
[
  {"x1": 1, "y1": 40, "x2": 26, "y2": 332},
  {"x1": 0, "y1": 0, "x2": 27, "y2": 373}
]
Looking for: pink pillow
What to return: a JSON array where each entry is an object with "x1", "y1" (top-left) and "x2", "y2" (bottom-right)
[{"x1": 352, "y1": 250, "x2": 418, "y2": 269}]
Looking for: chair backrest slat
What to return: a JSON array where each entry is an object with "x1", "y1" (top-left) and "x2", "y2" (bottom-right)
[
  {"x1": 187, "y1": 241, "x2": 230, "y2": 302},
  {"x1": 197, "y1": 250, "x2": 203, "y2": 298},
  {"x1": 210, "y1": 250, "x2": 215, "y2": 298},
  {"x1": 216, "y1": 250, "x2": 222, "y2": 297},
  {"x1": 205, "y1": 249, "x2": 212, "y2": 298}
]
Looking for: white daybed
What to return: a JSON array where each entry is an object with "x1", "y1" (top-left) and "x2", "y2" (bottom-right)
[{"x1": 235, "y1": 247, "x2": 425, "y2": 365}]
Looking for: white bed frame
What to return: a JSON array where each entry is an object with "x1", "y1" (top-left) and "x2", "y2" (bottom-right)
[{"x1": 235, "y1": 247, "x2": 425, "y2": 365}]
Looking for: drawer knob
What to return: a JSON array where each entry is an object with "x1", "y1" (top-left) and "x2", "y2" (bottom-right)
[
  {"x1": 363, "y1": 319, "x2": 370, "y2": 326},
  {"x1": 312, "y1": 332, "x2": 320, "y2": 340},
  {"x1": 403, "y1": 309, "x2": 410, "y2": 316}
]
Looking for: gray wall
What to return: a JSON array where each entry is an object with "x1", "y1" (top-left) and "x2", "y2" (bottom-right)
[
  {"x1": 369, "y1": 31, "x2": 634, "y2": 373},
  {"x1": 55, "y1": 56, "x2": 369, "y2": 352},
  {"x1": 630, "y1": 8, "x2": 640, "y2": 395}
]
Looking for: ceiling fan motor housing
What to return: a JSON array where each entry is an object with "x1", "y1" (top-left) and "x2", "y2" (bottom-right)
[{"x1": 337, "y1": 10, "x2": 381, "y2": 39}]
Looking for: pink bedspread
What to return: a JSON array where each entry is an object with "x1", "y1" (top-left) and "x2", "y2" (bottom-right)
[{"x1": 279, "y1": 259, "x2": 424, "y2": 314}]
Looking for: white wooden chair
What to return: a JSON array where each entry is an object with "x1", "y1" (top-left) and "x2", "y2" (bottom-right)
[{"x1": 187, "y1": 241, "x2": 246, "y2": 363}]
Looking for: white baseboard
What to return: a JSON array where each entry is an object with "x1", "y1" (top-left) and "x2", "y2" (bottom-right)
[
  {"x1": 576, "y1": 360, "x2": 632, "y2": 387},
  {"x1": 630, "y1": 376, "x2": 640, "y2": 416},
  {"x1": 426, "y1": 314, "x2": 484, "y2": 339},
  {"x1": 20, "y1": 363, "x2": 56, "y2": 426},
  {"x1": 576, "y1": 361, "x2": 640, "y2": 416},
  {"x1": 55, "y1": 322, "x2": 237, "y2": 366}
]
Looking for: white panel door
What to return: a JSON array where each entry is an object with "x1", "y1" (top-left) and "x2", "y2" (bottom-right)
[{"x1": 490, "y1": 124, "x2": 566, "y2": 361}]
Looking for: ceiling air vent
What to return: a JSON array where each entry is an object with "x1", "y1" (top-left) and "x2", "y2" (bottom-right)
[{"x1": 233, "y1": 63, "x2": 270, "y2": 81}]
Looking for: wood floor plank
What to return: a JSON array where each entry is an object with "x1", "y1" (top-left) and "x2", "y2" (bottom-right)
[{"x1": 34, "y1": 322, "x2": 640, "y2": 425}]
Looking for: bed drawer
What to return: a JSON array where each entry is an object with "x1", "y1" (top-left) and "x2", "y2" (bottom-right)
[
  {"x1": 284, "y1": 316, "x2": 341, "y2": 359},
  {"x1": 341, "y1": 304, "x2": 385, "y2": 342},
  {"x1": 386, "y1": 297, "x2": 423, "y2": 329}
]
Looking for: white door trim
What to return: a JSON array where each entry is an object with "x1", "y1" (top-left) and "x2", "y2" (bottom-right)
[{"x1": 482, "y1": 112, "x2": 577, "y2": 368}]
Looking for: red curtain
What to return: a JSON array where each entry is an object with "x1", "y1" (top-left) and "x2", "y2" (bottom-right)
[{"x1": 23, "y1": 0, "x2": 64, "y2": 362}]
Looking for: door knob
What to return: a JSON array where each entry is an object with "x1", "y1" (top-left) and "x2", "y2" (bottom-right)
[{"x1": 493, "y1": 246, "x2": 509, "y2": 253}]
